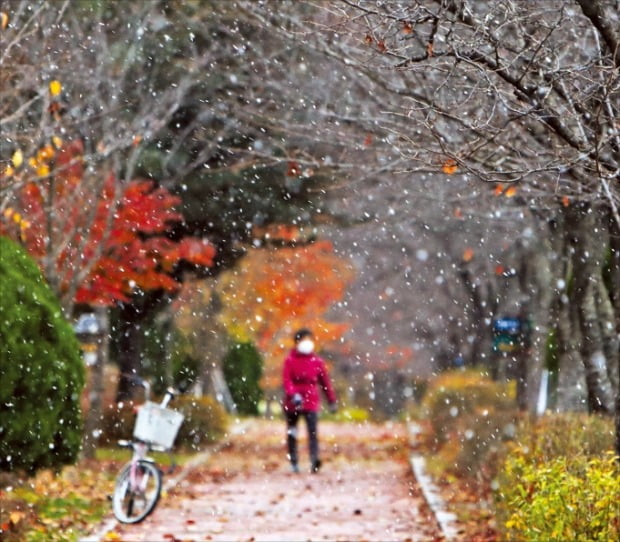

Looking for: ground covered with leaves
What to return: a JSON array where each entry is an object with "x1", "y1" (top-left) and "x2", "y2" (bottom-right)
[
  {"x1": 93, "y1": 419, "x2": 442, "y2": 542},
  {"x1": 0, "y1": 459, "x2": 118, "y2": 541}
]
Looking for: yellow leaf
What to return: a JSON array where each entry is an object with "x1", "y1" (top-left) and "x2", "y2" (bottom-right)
[
  {"x1": 0, "y1": 12, "x2": 8, "y2": 30},
  {"x1": 4, "y1": 165, "x2": 15, "y2": 177},
  {"x1": 38, "y1": 144, "x2": 55, "y2": 161},
  {"x1": 103, "y1": 532, "x2": 122, "y2": 541},
  {"x1": 52, "y1": 136, "x2": 63, "y2": 149},
  {"x1": 49, "y1": 80, "x2": 62, "y2": 97},
  {"x1": 37, "y1": 164, "x2": 50, "y2": 177},
  {"x1": 3, "y1": 208, "x2": 13, "y2": 219},
  {"x1": 11, "y1": 149, "x2": 23, "y2": 168}
]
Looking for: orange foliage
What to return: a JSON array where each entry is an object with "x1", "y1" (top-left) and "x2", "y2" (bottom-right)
[
  {"x1": 441, "y1": 158, "x2": 458, "y2": 174},
  {"x1": 462, "y1": 247, "x2": 474, "y2": 262},
  {"x1": 216, "y1": 238, "x2": 353, "y2": 391},
  {"x1": 504, "y1": 185, "x2": 517, "y2": 197}
]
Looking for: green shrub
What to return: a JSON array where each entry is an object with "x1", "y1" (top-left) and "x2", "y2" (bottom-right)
[
  {"x1": 497, "y1": 451, "x2": 620, "y2": 541},
  {"x1": 100, "y1": 394, "x2": 229, "y2": 450},
  {"x1": 99, "y1": 403, "x2": 136, "y2": 445},
  {"x1": 0, "y1": 237, "x2": 84, "y2": 473},
  {"x1": 223, "y1": 341, "x2": 263, "y2": 415},
  {"x1": 174, "y1": 395, "x2": 228, "y2": 448},
  {"x1": 421, "y1": 369, "x2": 517, "y2": 474}
]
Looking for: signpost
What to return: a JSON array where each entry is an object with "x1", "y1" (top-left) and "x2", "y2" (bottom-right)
[{"x1": 493, "y1": 317, "x2": 526, "y2": 353}]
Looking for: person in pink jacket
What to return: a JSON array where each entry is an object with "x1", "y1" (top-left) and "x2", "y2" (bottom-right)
[{"x1": 282, "y1": 328, "x2": 337, "y2": 473}]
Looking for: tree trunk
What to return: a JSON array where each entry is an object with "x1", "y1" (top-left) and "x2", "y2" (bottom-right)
[
  {"x1": 608, "y1": 216, "x2": 620, "y2": 458},
  {"x1": 549, "y1": 215, "x2": 587, "y2": 411},
  {"x1": 514, "y1": 236, "x2": 553, "y2": 413},
  {"x1": 556, "y1": 294, "x2": 588, "y2": 411},
  {"x1": 569, "y1": 206, "x2": 614, "y2": 413},
  {"x1": 527, "y1": 244, "x2": 553, "y2": 415},
  {"x1": 116, "y1": 303, "x2": 145, "y2": 403},
  {"x1": 596, "y1": 278, "x2": 619, "y2": 393}
]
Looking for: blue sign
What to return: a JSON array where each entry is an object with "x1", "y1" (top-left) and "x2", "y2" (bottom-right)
[{"x1": 493, "y1": 317, "x2": 521, "y2": 335}]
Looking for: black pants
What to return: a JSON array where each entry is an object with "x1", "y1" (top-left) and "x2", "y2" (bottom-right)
[{"x1": 285, "y1": 410, "x2": 319, "y2": 466}]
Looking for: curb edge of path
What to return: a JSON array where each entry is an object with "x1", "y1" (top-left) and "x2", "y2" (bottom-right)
[
  {"x1": 408, "y1": 422, "x2": 460, "y2": 541},
  {"x1": 80, "y1": 419, "x2": 250, "y2": 542}
]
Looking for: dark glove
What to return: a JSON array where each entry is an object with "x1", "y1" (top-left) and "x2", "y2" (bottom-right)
[
  {"x1": 328, "y1": 402, "x2": 337, "y2": 414},
  {"x1": 292, "y1": 393, "x2": 303, "y2": 409}
]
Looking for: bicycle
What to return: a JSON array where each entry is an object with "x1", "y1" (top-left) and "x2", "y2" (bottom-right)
[{"x1": 111, "y1": 380, "x2": 184, "y2": 524}]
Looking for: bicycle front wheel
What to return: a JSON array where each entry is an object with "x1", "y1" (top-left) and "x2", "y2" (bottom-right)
[{"x1": 112, "y1": 460, "x2": 162, "y2": 523}]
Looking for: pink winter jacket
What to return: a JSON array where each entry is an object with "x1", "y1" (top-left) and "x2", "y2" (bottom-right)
[{"x1": 282, "y1": 348, "x2": 337, "y2": 413}]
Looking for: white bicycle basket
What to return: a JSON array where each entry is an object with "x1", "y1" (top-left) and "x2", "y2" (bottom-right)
[{"x1": 133, "y1": 401, "x2": 184, "y2": 449}]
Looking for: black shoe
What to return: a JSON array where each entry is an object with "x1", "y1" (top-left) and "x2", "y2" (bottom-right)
[
  {"x1": 291, "y1": 463, "x2": 300, "y2": 473},
  {"x1": 311, "y1": 459, "x2": 322, "y2": 473}
]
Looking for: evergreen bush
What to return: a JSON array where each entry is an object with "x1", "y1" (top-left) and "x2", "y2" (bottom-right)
[
  {"x1": 223, "y1": 341, "x2": 263, "y2": 415},
  {"x1": 0, "y1": 237, "x2": 84, "y2": 472},
  {"x1": 174, "y1": 395, "x2": 228, "y2": 448}
]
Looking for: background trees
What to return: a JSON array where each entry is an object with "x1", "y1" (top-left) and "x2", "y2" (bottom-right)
[
  {"x1": 2, "y1": 1, "x2": 618, "y2": 447},
  {"x1": 2, "y1": 0, "x2": 336, "y2": 402},
  {"x1": 233, "y1": 0, "x2": 619, "y2": 419}
]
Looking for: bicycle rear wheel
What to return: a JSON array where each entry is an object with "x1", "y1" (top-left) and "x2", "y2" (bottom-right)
[{"x1": 112, "y1": 459, "x2": 162, "y2": 523}]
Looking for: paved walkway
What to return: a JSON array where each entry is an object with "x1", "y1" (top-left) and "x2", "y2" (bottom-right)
[{"x1": 89, "y1": 419, "x2": 441, "y2": 541}]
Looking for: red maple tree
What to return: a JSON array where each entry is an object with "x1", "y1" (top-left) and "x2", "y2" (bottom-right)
[{"x1": 2, "y1": 138, "x2": 215, "y2": 310}]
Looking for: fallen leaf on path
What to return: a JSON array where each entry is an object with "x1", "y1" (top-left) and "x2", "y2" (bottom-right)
[{"x1": 9, "y1": 511, "x2": 25, "y2": 525}]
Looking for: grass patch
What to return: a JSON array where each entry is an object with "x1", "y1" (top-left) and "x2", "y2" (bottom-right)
[
  {"x1": 0, "y1": 463, "x2": 116, "y2": 542},
  {"x1": 95, "y1": 446, "x2": 195, "y2": 467}
]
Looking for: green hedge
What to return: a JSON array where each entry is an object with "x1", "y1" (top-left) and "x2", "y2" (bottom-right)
[
  {"x1": 0, "y1": 237, "x2": 84, "y2": 472},
  {"x1": 223, "y1": 341, "x2": 263, "y2": 415}
]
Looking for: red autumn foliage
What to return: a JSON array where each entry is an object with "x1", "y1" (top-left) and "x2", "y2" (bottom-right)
[{"x1": 2, "y1": 139, "x2": 214, "y2": 306}]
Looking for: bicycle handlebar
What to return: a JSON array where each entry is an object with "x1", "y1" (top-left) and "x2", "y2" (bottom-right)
[
  {"x1": 160, "y1": 387, "x2": 177, "y2": 408},
  {"x1": 118, "y1": 438, "x2": 167, "y2": 453}
]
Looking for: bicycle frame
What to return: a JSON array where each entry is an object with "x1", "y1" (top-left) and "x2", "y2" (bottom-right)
[{"x1": 128, "y1": 442, "x2": 154, "y2": 491}]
